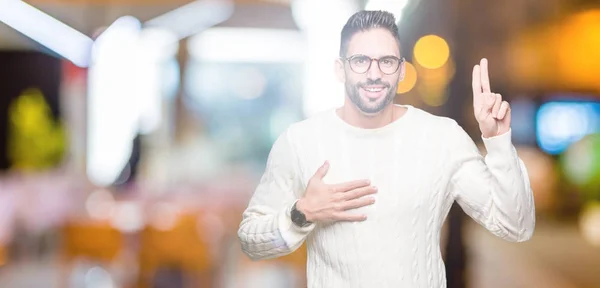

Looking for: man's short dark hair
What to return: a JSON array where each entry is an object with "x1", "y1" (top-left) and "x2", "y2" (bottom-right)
[{"x1": 339, "y1": 10, "x2": 401, "y2": 58}]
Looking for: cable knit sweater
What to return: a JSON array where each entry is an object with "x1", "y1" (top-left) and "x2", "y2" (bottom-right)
[{"x1": 238, "y1": 104, "x2": 536, "y2": 288}]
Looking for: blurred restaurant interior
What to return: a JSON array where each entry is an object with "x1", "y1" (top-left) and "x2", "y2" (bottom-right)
[{"x1": 1, "y1": 0, "x2": 600, "y2": 287}]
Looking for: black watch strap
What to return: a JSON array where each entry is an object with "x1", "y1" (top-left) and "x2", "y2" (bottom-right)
[{"x1": 290, "y1": 201, "x2": 311, "y2": 227}]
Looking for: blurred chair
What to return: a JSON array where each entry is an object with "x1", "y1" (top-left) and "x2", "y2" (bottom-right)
[
  {"x1": 0, "y1": 243, "x2": 6, "y2": 267},
  {"x1": 137, "y1": 212, "x2": 215, "y2": 288},
  {"x1": 59, "y1": 220, "x2": 124, "y2": 287}
]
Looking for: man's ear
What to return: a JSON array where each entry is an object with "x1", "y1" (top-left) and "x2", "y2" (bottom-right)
[
  {"x1": 398, "y1": 60, "x2": 406, "y2": 82},
  {"x1": 334, "y1": 58, "x2": 346, "y2": 83}
]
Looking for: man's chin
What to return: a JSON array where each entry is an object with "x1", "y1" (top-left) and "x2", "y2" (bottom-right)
[
  {"x1": 355, "y1": 101, "x2": 387, "y2": 115},
  {"x1": 347, "y1": 86, "x2": 396, "y2": 115},
  {"x1": 362, "y1": 94, "x2": 387, "y2": 106}
]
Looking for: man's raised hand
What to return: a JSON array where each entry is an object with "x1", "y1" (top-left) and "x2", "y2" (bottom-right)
[{"x1": 472, "y1": 58, "x2": 511, "y2": 138}]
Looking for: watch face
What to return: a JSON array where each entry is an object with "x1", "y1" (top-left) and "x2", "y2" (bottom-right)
[{"x1": 291, "y1": 203, "x2": 307, "y2": 226}]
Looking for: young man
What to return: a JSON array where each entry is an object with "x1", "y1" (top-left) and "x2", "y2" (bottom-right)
[{"x1": 238, "y1": 10, "x2": 535, "y2": 288}]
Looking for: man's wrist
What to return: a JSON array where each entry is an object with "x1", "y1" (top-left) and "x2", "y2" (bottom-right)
[
  {"x1": 291, "y1": 198, "x2": 313, "y2": 227},
  {"x1": 481, "y1": 128, "x2": 513, "y2": 155},
  {"x1": 296, "y1": 198, "x2": 314, "y2": 221},
  {"x1": 481, "y1": 129, "x2": 510, "y2": 140}
]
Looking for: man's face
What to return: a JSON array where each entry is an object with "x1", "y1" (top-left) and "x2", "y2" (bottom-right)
[{"x1": 337, "y1": 28, "x2": 404, "y2": 115}]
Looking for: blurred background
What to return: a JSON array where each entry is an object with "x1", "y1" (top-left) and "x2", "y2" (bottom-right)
[{"x1": 0, "y1": 0, "x2": 599, "y2": 287}]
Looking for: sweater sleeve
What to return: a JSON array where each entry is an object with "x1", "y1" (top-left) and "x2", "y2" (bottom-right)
[
  {"x1": 237, "y1": 128, "x2": 315, "y2": 260},
  {"x1": 446, "y1": 122, "x2": 535, "y2": 242}
]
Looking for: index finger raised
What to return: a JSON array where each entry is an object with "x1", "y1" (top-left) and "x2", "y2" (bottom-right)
[
  {"x1": 472, "y1": 64, "x2": 481, "y2": 97},
  {"x1": 472, "y1": 64, "x2": 483, "y2": 108},
  {"x1": 480, "y1": 58, "x2": 491, "y2": 93}
]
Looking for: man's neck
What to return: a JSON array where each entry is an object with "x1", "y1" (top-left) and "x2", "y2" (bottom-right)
[{"x1": 336, "y1": 101, "x2": 399, "y2": 129}]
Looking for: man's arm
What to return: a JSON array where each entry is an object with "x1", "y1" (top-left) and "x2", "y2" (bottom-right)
[
  {"x1": 237, "y1": 128, "x2": 315, "y2": 261},
  {"x1": 447, "y1": 123, "x2": 535, "y2": 242}
]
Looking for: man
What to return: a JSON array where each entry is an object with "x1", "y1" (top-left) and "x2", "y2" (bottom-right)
[{"x1": 238, "y1": 10, "x2": 535, "y2": 288}]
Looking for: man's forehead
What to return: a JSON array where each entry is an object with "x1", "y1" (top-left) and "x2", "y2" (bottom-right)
[{"x1": 346, "y1": 28, "x2": 401, "y2": 58}]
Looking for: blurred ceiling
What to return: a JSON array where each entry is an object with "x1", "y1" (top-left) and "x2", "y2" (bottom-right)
[
  {"x1": 0, "y1": 0, "x2": 297, "y2": 49},
  {"x1": 1, "y1": 0, "x2": 598, "y2": 95}
]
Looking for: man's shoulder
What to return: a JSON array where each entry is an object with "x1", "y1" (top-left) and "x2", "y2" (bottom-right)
[
  {"x1": 409, "y1": 106, "x2": 459, "y2": 130},
  {"x1": 286, "y1": 109, "x2": 332, "y2": 136},
  {"x1": 411, "y1": 107, "x2": 475, "y2": 144}
]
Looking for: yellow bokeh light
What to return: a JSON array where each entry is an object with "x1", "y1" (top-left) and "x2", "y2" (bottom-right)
[
  {"x1": 415, "y1": 58, "x2": 455, "y2": 87},
  {"x1": 417, "y1": 80, "x2": 448, "y2": 107},
  {"x1": 396, "y1": 61, "x2": 417, "y2": 94},
  {"x1": 507, "y1": 9, "x2": 600, "y2": 92},
  {"x1": 580, "y1": 202, "x2": 600, "y2": 247},
  {"x1": 413, "y1": 58, "x2": 454, "y2": 107},
  {"x1": 555, "y1": 9, "x2": 600, "y2": 90},
  {"x1": 413, "y1": 34, "x2": 450, "y2": 69}
]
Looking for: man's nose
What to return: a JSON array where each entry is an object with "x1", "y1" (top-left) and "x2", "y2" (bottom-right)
[{"x1": 367, "y1": 59, "x2": 382, "y2": 80}]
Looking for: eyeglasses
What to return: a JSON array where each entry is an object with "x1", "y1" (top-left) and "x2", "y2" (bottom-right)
[{"x1": 343, "y1": 54, "x2": 405, "y2": 75}]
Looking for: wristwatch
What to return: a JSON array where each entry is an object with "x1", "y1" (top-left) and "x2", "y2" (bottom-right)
[{"x1": 290, "y1": 201, "x2": 312, "y2": 227}]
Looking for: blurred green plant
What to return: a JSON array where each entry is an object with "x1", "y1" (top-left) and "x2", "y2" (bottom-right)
[
  {"x1": 561, "y1": 133, "x2": 600, "y2": 202},
  {"x1": 7, "y1": 88, "x2": 67, "y2": 171}
]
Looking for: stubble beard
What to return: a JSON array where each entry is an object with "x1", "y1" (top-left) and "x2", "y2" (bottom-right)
[{"x1": 345, "y1": 79, "x2": 398, "y2": 115}]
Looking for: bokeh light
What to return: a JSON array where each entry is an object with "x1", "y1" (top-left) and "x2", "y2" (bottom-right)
[
  {"x1": 561, "y1": 134, "x2": 600, "y2": 202},
  {"x1": 413, "y1": 34, "x2": 450, "y2": 69},
  {"x1": 416, "y1": 57, "x2": 455, "y2": 83},
  {"x1": 414, "y1": 58, "x2": 455, "y2": 107},
  {"x1": 536, "y1": 101, "x2": 600, "y2": 155},
  {"x1": 148, "y1": 202, "x2": 180, "y2": 231},
  {"x1": 417, "y1": 81, "x2": 448, "y2": 107},
  {"x1": 507, "y1": 9, "x2": 600, "y2": 93},
  {"x1": 580, "y1": 201, "x2": 600, "y2": 247},
  {"x1": 556, "y1": 9, "x2": 600, "y2": 91},
  {"x1": 396, "y1": 61, "x2": 417, "y2": 94},
  {"x1": 85, "y1": 189, "x2": 116, "y2": 220},
  {"x1": 517, "y1": 146, "x2": 558, "y2": 213}
]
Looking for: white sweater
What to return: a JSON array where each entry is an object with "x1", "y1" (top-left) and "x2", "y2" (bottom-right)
[{"x1": 238, "y1": 104, "x2": 536, "y2": 288}]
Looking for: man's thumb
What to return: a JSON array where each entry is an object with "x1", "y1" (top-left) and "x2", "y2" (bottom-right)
[{"x1": 315, "y1": 161, "x2": 329, "y2": 179}]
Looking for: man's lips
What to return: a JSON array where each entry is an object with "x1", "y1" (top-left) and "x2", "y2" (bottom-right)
[{"x1": 361, "y1": 85, "x2": 387, "y2": 99}]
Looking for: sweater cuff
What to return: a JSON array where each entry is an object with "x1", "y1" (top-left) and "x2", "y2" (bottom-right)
[
  {"x1": 481, "y1": 128, "x2": 514, "y2": 156},
  {"x1": 277, "y1": 200, "x2": 315, "y2": 249}
]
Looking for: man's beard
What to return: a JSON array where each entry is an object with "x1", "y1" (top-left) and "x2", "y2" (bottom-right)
[{"x1": 345, "y1": 78, "x2": 398, "y2": 114}]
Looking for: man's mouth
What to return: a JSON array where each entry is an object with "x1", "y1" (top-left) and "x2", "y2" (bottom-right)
[
  {"x1": 361, "y1": 85, "x2": 387, "y2": 99},
  {"x1": 364, "y1": 86, "x2": 384, "y2": 92}
]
